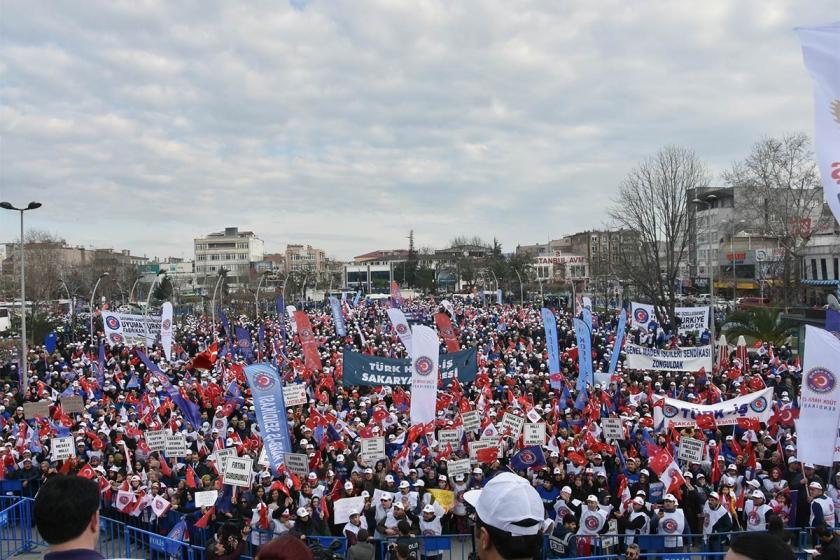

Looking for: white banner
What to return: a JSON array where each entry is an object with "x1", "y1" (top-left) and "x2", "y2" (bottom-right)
[
  {"x1": 282, "y1": 384, "x2": 308, "y2": 407},
  {"x1": 469, "y1": 438, "x2": 501, "y2": 460},
  {"x1": 334, "y1": 496, "x2": 366, "y2": 525},
  {"x1": 360, "y1": 437, "x2": 386, "y2": 464},
  {"x1": 286, "y1": 306, "x2": 298, "y2": 333},
  {"x1": 409, "y1": 325, "x2": 439, "y2": 426},
  {"x1": 625, "y1": 343, "x2": 713, "y2": 373},
  {"x1": 437, "y1": 429, "x2": 461, "y2": 447},
  {"x1": 51, "y1": 436, "x2": 76, "y2": 461},
  {"x1": 630, "y1": 302, "x2": 709, "y2": 335},
  {"x1": 164, "y1": 434, "x2": 187, "y2": 457},
  {"x1": 523, "y1": 423, "x2": 546, "y2": 446},
  {"x1": 387, "y1": 308, "x2": 413, "y2": 354},
  {"x1": 678, "y1": 437, "x2": 705, "y2": 462},
  {"x1": 212, "y1": 448, "x2": 237, "y2": 474},
  {"x1": 447, "y1": 458, "x2": 471, "y2": 478},
  {"x1": 500, "y1": 412, "x2": 525, "y2": 439},
  {"x1": 195, "y1": 490, "x2": 218, "y2": 508},
  {"x1": 102, "y1": 311, "x2": 162, "y2": 346},
  {"x1": 797, "y1": 23, "x2": 840, "y2": 227},
  {"x1": 223, "y1": 456, "x2": 254, "y2": 488},
  {"x1": 601, "y1": 418, "x2": 624, "y2": 440},
  {"x1": 797, "y1": 326, "x2": 840, "y2": 466},
  {"x1": 654, "y1": 387, "x2": 774, "y2": 429},
  {"x1": 160, "y1": 302, "x2": 173, "y2": 360},
  {"x1": 145, "y1": 430, "x2": 167, "y2": 452}
]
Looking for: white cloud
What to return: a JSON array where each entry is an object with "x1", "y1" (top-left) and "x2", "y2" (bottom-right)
[{"x1": 0, "y1": 0, "x2": 835, "y2": 260}]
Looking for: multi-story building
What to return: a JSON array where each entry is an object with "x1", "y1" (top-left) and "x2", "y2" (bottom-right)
[
  {"x1": 194, "y1": 227, "x2": 264, "y2": 288},
  {"x1": 343, "y1": 250, "x2": 408, "y2": 292},
  {"x1": 263, "y1": 253, "x2": 287, "y2": 274},
  {"x1": 285, "y1": 244, "x2": 325, "y2": 275}
]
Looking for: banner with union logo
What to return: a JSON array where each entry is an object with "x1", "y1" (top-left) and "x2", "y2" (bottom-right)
[
  {"x1": 797, "y1": 325, "x2": 840, "y2": 467},
  {"x1": 653, "y1": 387, "x2": 774, "y2": 430},
  {"x1": 409, "y1": 325, "x2": 439, "y2": 426}
]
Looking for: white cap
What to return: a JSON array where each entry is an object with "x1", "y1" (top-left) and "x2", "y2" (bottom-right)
[
  {"x1": 561, "y1": 486, "x2": 572, "y2": 495},
  {"x1": 344, "y1": 481, "x2": 354, "y2": 491},
  {"x1": 423, "y1": 504, "x2": 436, "y2": 514},
  {"x1": 809, "y1": 481, "x2": 823, "y2": 490},
  {"x1": 463, "y1": 472, "x2": 545, "y2": 536},
  {"x1": 640, "y1": 469, "x2": 649, "y2": 476},
  {"x1": 399, "y1": 480, "x2": 410, "y2": 489},
  {"x1": 586, "y1": 494, "x2": 598, "y2": 503},
  {"x1": 296, "y1": 507, "x2": 309, "y2": 517},
  {"x1": 632, "y1": 497, "x2": 645, "y2": 506},
  {"x1": 348, "y1": 509, "x2": 360, "y2": 517},
  {"x1": 751, "y1": 491, "x2": 764, "y2": 499},
  {"x1": 709, "y1": 491, "x2": 720, "y2": 499},
  {"x1": 746, "y1": 479, "x2": 760, "y2": 488},
  {"x1": 663, "y1": 494, "x2": 677, "y2": 502}
]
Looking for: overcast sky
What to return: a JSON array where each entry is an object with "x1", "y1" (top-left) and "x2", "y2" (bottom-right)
[{"x1": 0, "y1": 1, "x2": 836, "y2": 261}]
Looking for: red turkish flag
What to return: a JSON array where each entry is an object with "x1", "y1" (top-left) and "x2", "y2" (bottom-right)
[
  {"x1": 736, "y1": 417, "x2": 760, "y2": 431},
  {"x1": 476, "y1": 446, "x2": 499, "y2": 465},
  {"x1": 434, "y1": 313, "x2": 460, "y2": 353},
  {"x1": 696, "y1": 413, "x2": 717, "y2": 431},
  {"x1": 294, "y1": 311, "x2": 323, "y2": 372},
  {"x1": 647, "y1": 446, "x2": 673, "y2": 477},
  {"x1": 77, "y1": 464, "x2": 96, "y2": 480}
]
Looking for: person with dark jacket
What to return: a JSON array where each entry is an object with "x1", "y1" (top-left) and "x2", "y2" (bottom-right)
[
  {"x1": 815, "y1": 524, "x2": 840, "y2": 560},
  {"x1": 347, "y1": 529, "x2": 376, "y2": 560}
]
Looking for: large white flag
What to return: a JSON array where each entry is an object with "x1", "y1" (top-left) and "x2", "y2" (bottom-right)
[
  {"x1": 797, "y1": 325, "x2": 840, "y2": 466},
  {"x1": 386, "y1": 308, "x2": 413, "y2": 354},
  {"x1": 797, "y1": 23, "x2": 840, "y2": 227},
  {"x1": 160, "y1": 302, "x2": 173, "y2": 361},
  {"x1": 409, "y1": 325, "x2": 439, "y2": 426}
]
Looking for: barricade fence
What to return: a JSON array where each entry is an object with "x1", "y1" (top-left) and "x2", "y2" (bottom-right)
[{"x1": 0, "y1": 494, "x2": 820, "y2": 560}]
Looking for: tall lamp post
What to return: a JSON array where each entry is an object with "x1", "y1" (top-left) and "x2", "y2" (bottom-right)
[
  {"x1": 90, "y1": 272, "x2": 110, "y2": 342},
  {"x1": 693, "y1": 194, "x2": 718, "y2": 341},
  {"x1": 211, "y1": 269, "x2": 227, "y2": 335},
  {"x1": 513, "y1": 268, "x2": 524, "y2": 305},
  {"x1": 0, "y1": 201, "x2": 42, "y2": 394},
  {"x1": 144, "y1": 270, "x2": 166, "y2": 346},
  {"x1": 255, "y1": 270, "x2": 271, "y2": 319}
]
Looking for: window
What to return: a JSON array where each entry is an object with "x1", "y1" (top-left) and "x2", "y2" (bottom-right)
[
  {"x1": 821, "y1": 258, "x2": 828, "y2": 280},
  {"x1": 834, "y1": 257, "x2": 839, "y2": 281},
  {"x1": 811, "y1": 259, "x2": 818, "y2": 280},
  {"x1": 210, "y1": 254, "x2": 220, "y2": 261}
]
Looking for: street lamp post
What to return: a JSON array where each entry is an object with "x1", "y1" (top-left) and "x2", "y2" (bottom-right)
[
  {"x1": 89, "y1": 272, "x2": 110, "y2": 342},
  {"x1": 144, "y1": 270, "x2": 166, "y2": 346},
  {"x1": 210, "y1": 269, "x2": 227, "y2": 336},
  {"x1": 255, "y1": 271, "x2": 271, "y2": 319},
  {"x1": 693, "y1": 194, "x2": 718, "y2": 342},
  {"x1": 514, "y1": 269, "x2": 524, "y2": 305},
  {"x1": 129, "y1": 277, "x2": 142, "y2": 303},
  {"x1": 0, "y1": 201, "x2": 42, "y2": 394}
]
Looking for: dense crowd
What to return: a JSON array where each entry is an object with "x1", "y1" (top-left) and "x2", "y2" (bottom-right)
[{"x1": 0, "y1": 295, "x2": 835, "y2": 559}]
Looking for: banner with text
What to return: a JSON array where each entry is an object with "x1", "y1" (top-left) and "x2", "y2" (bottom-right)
[
  {"x1": 341, "y1": 348, "x2": 477, "y2": 387},
  {"x1": 654, "y1": 387, "x2": 774, "y2": 429},
  {"x1": 625, "y1": 343, "x2": 713, "y2": 373},
  {"x1": 103, "y1": 312, "x2": 161, "y2": 346},
  {"x1": 244, "y1": 364, "x2": 292, "y2": 474},
  {"x1": 630, "y1": 302, "x2": 710, "y2": 335}
]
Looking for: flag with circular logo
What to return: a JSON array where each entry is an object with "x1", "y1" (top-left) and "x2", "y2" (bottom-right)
[
  {"x1": 797, "y1": 325, "x2": 840, "y2": 466},
  {"x1": 409, "y1": 325, "x2": 439, "y2": 426}
]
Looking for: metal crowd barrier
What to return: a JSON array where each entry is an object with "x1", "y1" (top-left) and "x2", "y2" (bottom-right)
[
  {"x1": 378, "y1": 534, "x2": 474, "y2": 560},
  {"x1": 0, "y1": 496, "x2": 30, "y2": 559}
]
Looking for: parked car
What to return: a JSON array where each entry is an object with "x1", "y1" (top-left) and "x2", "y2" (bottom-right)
[{"x1": 737, "y1": 296, "x2": 770, "y2": 309}]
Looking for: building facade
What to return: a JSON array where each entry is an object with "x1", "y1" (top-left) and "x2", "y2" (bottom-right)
[
  {"x1": 285, "y1": 244, "x2": 325, "y2": 275},
  {"x1": 194, "y1": 227, "x2": 264, "y2": 287}
]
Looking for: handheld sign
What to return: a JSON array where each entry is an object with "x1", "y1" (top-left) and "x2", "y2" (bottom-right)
[
  {"x1": 195, "y1": 491, "x2": 218, "y2": 508},
  {"x1": 678, "y1": 437, "x2": 705, "y2": 463},
  {"x1": 145, "y1": 431, "x2": 167, "y2": 453},
  {"x1": 283, "y1": 453, "x2": 309, "y2": 479},
  {"x1": 500, "y1": 412, "x2": 525, "y2": 439},
  {"x1": 601, "y1": 418, "x2": 624, "y2": 441},
  {"x1": 23, "y1": 401, "x2": 50, "y2": 420},
  {"x1": 523, "y1": 423, "x2": 546, "y2": 446},
  {"x1": 437, "y1": 429, "x2": 461, "y2": 447},
  {"x1": 333, "y1": 496, "x2": 366, "y2": 524},
  {"x1": 360, "y1": 437, "x2": 386, "y2": 464},
  {"x1": 164, "y1": 434, "x2": 188, "y2": 457},
  {"x1": 223, "y1": 456, "x2": 254, "y2": 488},
  {"x1": 61, "y1": 395, "x2": 85, "y2": 415},
  {"x1": 51, "y1": 436, "x2": 76, "y2": 461},
  {"x1": 447, "y1": 458, "x2": 471, "y2": 479},
  {"x1": 461, "y1": 410, "x2": 480, "y2": 433},
  {"x1": 213, "y1": 448, "x2": 237, "y2": 474},
  {"x1": 282, "y1": 384, "x2": 308, "y2": 407}
]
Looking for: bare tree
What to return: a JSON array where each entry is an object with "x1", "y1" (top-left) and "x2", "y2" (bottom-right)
[
  {"x1": 724, "y1": 133, "x2": 826, "y2": 307},
  {"x1": 609, "y1": 146, "x2": 709, "y2": 325}
]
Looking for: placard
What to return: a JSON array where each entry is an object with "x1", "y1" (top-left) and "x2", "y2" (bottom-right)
[
  {"x1": 523, "y1": 423, "x2": 546, "y2": 446},
  {"x1": 23, "y1": 401, "x2": 50, "y2": 420},
  {"x1": 678, "y1": 437, "x2": 705, "y2": 462},
  {"x1": 211, "y1": 416, "x2": 228, "y2": 434},
  {"x1": 469, "y1": 439, "x2": 501, "y2": 460},
  {"x1": 51, "y1": 436, "x2": 76, "y2": 461},
  {"x1": 500, "y1": 412, "x2": 525, "y2": 439},
  {"x1": 195, "y1": 490, "x2": 218, "y2": 508},
  {"x1": 61, "y1": 395, "x2": 85, "y2": 414},
  {"x1": 164, "y1": 434, "x2": 188, "y2": 457},
  {"x1": 258, "y1": 447, "x2": 269, "y2": 467},
  {"x1": 223, "y1": 456, "x2": 254, "y2": 488},
  {"x1": 333, "y1": 496, "x2": 366, "y2": 524},
  {"x1": 284, "y1": 453, "x2": 310, "y2": 479},
  {"x1": 360, "y1": 437, "x2": 386, "y2": 464},
  {"x1": 145, "y1": 430, "x2": 167, "y2": 453},
  {"x1": 437, "y1": 429, "x2": 461, "y2": 447},
  {"x1": 601, "y1": 418, "x2": 624, "y2": 440},
  {"x1": 447, "y1": 458, "x2": 471, "y2": 479},
  {"x1": 213, "y1": 448, "x2": 237, "y2": 474},
  {"x1": 282, "y1": 384, "x2": 308, "y2": 407},
  {"x1": 461, "y1": 410, "x2": 480, "y2": 433}
]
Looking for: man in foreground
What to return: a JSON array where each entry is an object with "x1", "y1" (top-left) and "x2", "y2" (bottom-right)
[{"x1": 33, "y1": 475, "x2": 105, "y2": 560}]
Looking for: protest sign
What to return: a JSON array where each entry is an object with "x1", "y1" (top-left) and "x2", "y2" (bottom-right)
[
  {"x1": 678, "y1": 437, "x2": 705, "y2": 462},
  {"x1": 51, "y1": 436, "x2": 76, "y2": 461},
  {"x1": 501, "y1": 412, "x2": 525, "y2": 439},
  {"x1": 284, "y1": 453, "x2": 310, "y2": 479},
  {"x1": 630, "y1": 302, "x2": 709, "y2": 335},
  {"x1": 23, "y1": 401, "x2": 50, "y2": 420},
  {"x1": 461, "y1": 410, "x2": 481, "y2": 433},
  {"x1": 282, "y1": 384, "x2": 308, "y2": 407},
  {"x1": 61, "y1": 395, "x2": 85, "y2": 414},
  {"x1": 360, "y1": 437, "x2": 386, "y2": 464},
  {"x1": 164, "y1": 434, "x2": 188, "y2": 457},
  {"x1": 523, "y1": 423, "x2": 546, "y2": 446},
  {"x1": 223, "y1": 456, "x2": 254, "y2": 488},
  {"x1": 654, "y1": 387, "x2": 774, "y2": 429},
  {"x1": 625, "y1": 343, "x2": 713, "y2": 373},
  {"x1": 341, "y1": 348, "x2": 477, "y2": 387},
  {"x1": 437, "y1": 429, "x2": 461, "y2": 447},
  {"x1": 213, "y1": 448, "x2": 237, "y2": 474},
  {"x1": 102, "y1": 312, "x2": 161, "y2": 346},
  {"x1": 333, "y1": 496, "x2": 366, "y2": 524},
  {"x1": 447, "y1": 458, "x2": 471, "y2": 479},
  {"x1": 195, "y1": 491, "x2": 218, "y2": 508},
  {"x1": 211, "y1": 416, "x2": 228, "y2": 434},
  {"x1": 145, "y1": 431, "x2": 167, "y2": 453},
  {"x1": 601, "y1": 418, "x2": 624, "y2": 440},
  {"x1": 428, "y1": 489, "x2": 455, "y2": 512},
  {"x1": 469, "y1": 439, "x2": 501, "y2": 460}
]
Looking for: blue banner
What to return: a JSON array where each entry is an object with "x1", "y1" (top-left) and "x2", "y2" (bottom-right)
[
  {"x1": 582, "y1": 307, "x2": 592, "y2": 334},
  {"x1": 235, "y1": 326, "x2": 255, "y2": 363},
  {"x1": 541, "y1": 308, "x2": 561, "y2": 389},
  {"x1": 573, "y1": 318, "x2": 593, "y2": 394},
  {"x1": 353, "y1": 290, "x2": 362, "y2": 307},
  {"x1": 827, "y1": 309, "x2": 840, "y2": 337},
  {"x1": 608, "y1": 310, "x2": 627, "y2": 375},
  {"x1": 341, "y1": 348, "x2": 477, "y2": 387},
  {"x1": 329, "y1": 296, "x2": 347, "y2": 336},
  {"x1": 218, "y1": 306, "x2": 231, "y2": 338},
  {"x1": 244, "y1": 364, "x2": 292, "y2": 474}
]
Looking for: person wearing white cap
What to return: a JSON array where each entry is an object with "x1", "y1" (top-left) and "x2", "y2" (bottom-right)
[
  {"x1": 808, "y1": 481, "x2": 837, "y2": 529},
  {"x1": 419, "y1": 503, "x2": 443, "y2": 557},
  {"x1": 463, "y1": 472, "x2": 546, "y2": 559},
  {"x1": 553, "y1": 486, "x2": 578, "y2": 522},
  {"x1": 619, "y1": 496, "x2": 650, "y2": 547},
  {"x1": 744, "y1": 490, "x2": 771, "y2": 532},
  {"x1": 701, "y1": 491, "x2": 732, "y2": 552},
  {"x1": 398, "y1": 479, "x2": 419, "y2": 511},
  {"x1": 654, "y1": 494, "x2": 686, "y2": 552},
  {"x1": 373, "y1": 493, "x2": 395, "y2": 539},
  {"x1": 576, "y1": 494, "x2": 607, "y2": 538},
  {"x1": 342, "y1": 508, "x2": 367, "y2": 545}
]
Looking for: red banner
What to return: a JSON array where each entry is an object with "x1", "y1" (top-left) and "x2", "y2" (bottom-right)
[
  {"x1": 434, "y1": 312, "x2": 460, "y2": 353},
  {"x1": 390, "y1": 281, "x2": 404, "y2": 306},
  {"x1": 294, "y1": 311, "x2": 322, "y2": 372}
]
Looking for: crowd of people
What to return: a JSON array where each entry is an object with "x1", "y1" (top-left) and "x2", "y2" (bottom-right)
[{"x1": 1, "y1": 294, "x2": 837, "y2": 560}]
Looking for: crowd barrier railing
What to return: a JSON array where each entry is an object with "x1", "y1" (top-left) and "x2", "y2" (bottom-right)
[
  {"x1": 377, "y1": 534, "x2": 473, "y2": 560},
  {"x1": 0, "y1": 496, "x2": 31, "y2": 559}
]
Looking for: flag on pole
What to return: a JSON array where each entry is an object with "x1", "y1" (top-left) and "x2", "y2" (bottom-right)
[
  {"x1": 386, "y1": 308, "x2": 413, "y2": 353},
  {"x1": 796, "y1": 325, "x2": 840, "y2": 466},
  {"x1": 409, "y1": 325, "x2": 439, "y2": 426},
  {"x1": 541, "y1": 308, "x2": 562, "y2": 389},
  {"x1": 796, "y1": 23, "x2": 840, "y2": 227},
  {"x1": 160, "y1": 302, "x2": 173, "y2": 361}
]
